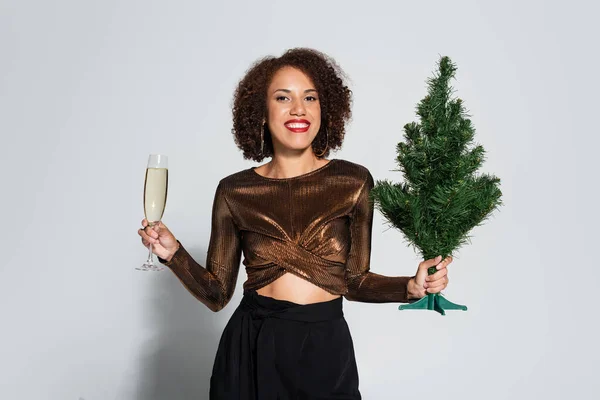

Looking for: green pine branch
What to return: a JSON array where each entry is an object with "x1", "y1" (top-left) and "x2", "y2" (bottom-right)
[{"x1": 370, "y1": 56, "x2": 503, "y2": 263}]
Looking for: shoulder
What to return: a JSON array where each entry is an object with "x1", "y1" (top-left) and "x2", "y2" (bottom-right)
[
  {"x1": 333, "y1": 159, "x2": 373, "y2": 186},
  {"x1": 204, "y1": 168, "x2": 253, "y2": 202},
  {"x1": 219, "y1": 168, "x2": 251, "y2": 186}
]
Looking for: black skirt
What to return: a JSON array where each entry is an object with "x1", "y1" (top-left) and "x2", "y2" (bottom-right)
[{"x1": 209, "y1": 290, "x2": 361, "y2": 399}]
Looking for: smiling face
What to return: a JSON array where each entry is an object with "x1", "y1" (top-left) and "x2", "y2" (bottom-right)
[{"x1": 265, "y1": 66, "x2": 322, "y2": 157}]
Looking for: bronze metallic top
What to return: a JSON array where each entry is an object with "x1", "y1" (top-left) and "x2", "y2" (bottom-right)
[{"x1": 159, "y1": 159, "x2": 413, "y2": 311}]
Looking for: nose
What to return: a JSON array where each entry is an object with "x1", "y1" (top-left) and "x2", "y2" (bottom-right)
[{"x1": 290, "y1": 98, "x2": 306, "y2": 116}]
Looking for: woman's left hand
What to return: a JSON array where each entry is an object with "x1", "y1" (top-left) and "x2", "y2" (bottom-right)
[{"x1": 408, "y1": 255, "x2": 452, "y2": 299}]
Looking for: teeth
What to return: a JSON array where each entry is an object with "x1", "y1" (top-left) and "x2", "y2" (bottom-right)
[{"x1": 286, "y1": 123, "x2": 309, "y2": 128}]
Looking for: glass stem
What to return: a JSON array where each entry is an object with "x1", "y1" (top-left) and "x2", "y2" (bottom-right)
[
  {"x1": 147, "y1": 242, "x2": 154, "y2": 265},
  {"x1": 146, "y1": 222, "x2": 155, "y2": 265}
]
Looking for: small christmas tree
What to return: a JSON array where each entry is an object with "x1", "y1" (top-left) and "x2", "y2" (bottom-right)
[{"x1": 370, "y1": 56, "x2": 503, "y2": 315}]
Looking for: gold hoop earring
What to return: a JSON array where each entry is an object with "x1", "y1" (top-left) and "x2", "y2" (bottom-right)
[
  {"x1": 314, "y1": 127, "x2": 329, "y2": 157},
  {"x1": 261, "y1": 124, "x2": 264, "y2": 155}
]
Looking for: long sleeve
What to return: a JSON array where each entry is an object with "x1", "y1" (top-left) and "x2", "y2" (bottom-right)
[
  {"x1": 158, "y1": 180, "x2": 243, "y2": 312},
  {"x1": 344, "y1": 170, "x2": 414, "y2": 303}
]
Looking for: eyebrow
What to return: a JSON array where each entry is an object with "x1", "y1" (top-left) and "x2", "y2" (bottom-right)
[{"x1": 272, "y1": 88, "x2": 318, "y2": 94}]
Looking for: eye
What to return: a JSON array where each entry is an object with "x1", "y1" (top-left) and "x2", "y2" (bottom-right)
[
  {"x1": 276, "y1": 96, "x2": 288, "y2": 101},
  {"x1": 306, "y1": 96, "x2": 318, "y2": 102}
]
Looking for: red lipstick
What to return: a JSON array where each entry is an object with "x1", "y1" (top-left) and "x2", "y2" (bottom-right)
[{"x1": 284, "y1": 119, "x2": 311, "y2": 133}]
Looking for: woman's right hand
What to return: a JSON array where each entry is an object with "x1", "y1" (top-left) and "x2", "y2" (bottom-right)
[{"x1": 138, "y1": 219, "x2": 180, "y2": 262}]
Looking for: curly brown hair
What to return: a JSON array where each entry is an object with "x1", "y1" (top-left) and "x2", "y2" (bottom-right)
[{"x1": 231, "y1": 48, "x2": 353, "y2": 162}]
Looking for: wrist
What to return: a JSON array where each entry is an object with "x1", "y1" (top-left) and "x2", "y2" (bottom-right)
[
  {"x1": 165, "y1": 241, "x2": 180, "y2": 263},
  {"x1": 407, "y1": 277, "x2": 420, "y2": 300}
]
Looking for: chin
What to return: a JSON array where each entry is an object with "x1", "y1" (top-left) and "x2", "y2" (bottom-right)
[{"x1": 280, "y1": 136, "x2": 316, "y2": 148}]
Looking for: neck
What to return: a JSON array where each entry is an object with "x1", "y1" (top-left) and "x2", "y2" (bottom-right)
[{"x1": 264, "y1": 154, "x2": 328, "y2": 179}]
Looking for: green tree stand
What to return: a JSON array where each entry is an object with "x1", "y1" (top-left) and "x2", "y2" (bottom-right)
[{"x1": 399, "y1": 293, "x2": 467, "y2": 315}]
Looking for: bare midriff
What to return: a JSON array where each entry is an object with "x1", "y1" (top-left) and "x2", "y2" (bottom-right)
[{"x1": 257, "y1": 272, "x2": 341, "y2": 304}]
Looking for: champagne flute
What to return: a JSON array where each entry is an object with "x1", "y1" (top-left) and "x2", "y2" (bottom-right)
[{"x1": 137, "y1": 154, "x2": 168, "y2": 271}]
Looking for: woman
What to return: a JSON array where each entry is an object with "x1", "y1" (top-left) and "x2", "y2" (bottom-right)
[{"x1": 138, "y1": 48, "x2": 451, "y2": 399}]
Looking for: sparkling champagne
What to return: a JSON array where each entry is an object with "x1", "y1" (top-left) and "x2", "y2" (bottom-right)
[{"x1": 144, "y1": 167, "x2": 168, "y2": 223}]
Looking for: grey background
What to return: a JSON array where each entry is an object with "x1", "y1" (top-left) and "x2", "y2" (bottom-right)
[{"x1": 1, "y1": 0, "x2": 598, "y2": 399}]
